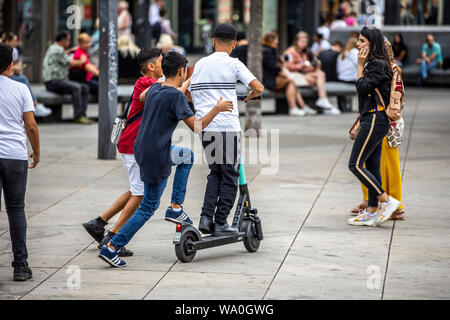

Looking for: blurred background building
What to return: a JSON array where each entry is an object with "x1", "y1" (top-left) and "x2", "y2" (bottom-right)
[{"x1": 1, "y1": 0, "x2": 449, "y2": 82}]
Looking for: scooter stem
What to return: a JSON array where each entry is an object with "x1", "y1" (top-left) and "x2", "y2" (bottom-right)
[{"x1": 238, "y1": 158, "x2": 247, "y2": 186}]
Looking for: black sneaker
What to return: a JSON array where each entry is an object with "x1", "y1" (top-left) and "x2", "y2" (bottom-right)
[
  {"x1": 83, "y1": 217, "x2": 107, "y2": 243},
  {"x1": 198, "y1": 215, "x2": 213, "y2": 234},
  {"x1": 13, "y1": 265, "x2": 33, "y2": 281},
  {"x1": 98, "y1": 230, "x2": 116, "y2": 249},
  {"x1": 212, "y1": 222, "x2": 239, "y2": 237},
  {"x1": 117, "y1": 247, "x2": 134, "y2": 257}
]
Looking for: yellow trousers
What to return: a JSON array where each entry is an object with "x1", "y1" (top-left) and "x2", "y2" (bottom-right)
[{"x1": 362, "y1": 137, "x2": 403, "y2": 209}]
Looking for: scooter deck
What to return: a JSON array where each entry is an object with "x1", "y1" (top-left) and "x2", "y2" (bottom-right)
[{"x1": 191, "y1": 232, "x2": 246, "y2": 251}]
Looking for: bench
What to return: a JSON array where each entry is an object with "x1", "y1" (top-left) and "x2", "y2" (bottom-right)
[
  {"x1": 32, "y1": 84, "x2": 134, "y2": 121},
  {"x1": 330, "y1": 26, "x2": 450, "y2": 87},
  {"x1": 34, "y1": 81, "x2": 356, "y2": 121},
  {"x1": 260, "y1": 81, "x2": 357, "y2": 114}
]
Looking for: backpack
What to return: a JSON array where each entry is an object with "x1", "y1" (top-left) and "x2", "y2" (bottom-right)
[{"x1": 375, "y1": 63, "x2": 405, "y2": 122}]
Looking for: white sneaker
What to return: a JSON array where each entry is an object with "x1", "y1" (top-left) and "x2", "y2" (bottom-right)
[
  {"x1": 315, "y1": 98, "x2": 335, "y2": 109},
  {"x1": 348, "y1": 209, "x2": 378, "y2": 226},
  {"x1": 302, "y1": 105, "x2": 317, "y2": 115},
  {"x1": 289, "y1": 107, "x2": 306, "y2": 117},
  {"x1": 369, "y1": 197, "x2": 401, "y2": 227},
  {"x1": 323, "y1": 107, "x2": 342, "y2": 116},
  {"x1": 34, "y1": 104, "x2": 52, "y2": 117}
]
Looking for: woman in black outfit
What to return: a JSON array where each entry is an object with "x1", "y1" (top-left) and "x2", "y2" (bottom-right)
[
  {"x1": 392, "y1": 33, "x2": 407, "y2": 67},
  {"x1": 348, "y1": 27, "x2": 401, "y2": 227}
]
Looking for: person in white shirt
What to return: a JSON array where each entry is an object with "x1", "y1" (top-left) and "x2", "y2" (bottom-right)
[
  {"x1": 337, "y1": 37, "x2": 359, "y2": 83},
  {"x1": 149, "y1": 0, "x2": 164, "y2": 44},
  {"x1": 0, "y1": 44, "x2": 40, "y2": 281},
  {"x1": 311, "y1": 32, "x2": 331, "y2": 56},
  {"x1": 187, "y1": 23, "x2": 264, "y2": 237}
]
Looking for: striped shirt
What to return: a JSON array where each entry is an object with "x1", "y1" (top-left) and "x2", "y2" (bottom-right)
[{"x1": 189, "y1": 51, "x2": 256, "y2": 132}]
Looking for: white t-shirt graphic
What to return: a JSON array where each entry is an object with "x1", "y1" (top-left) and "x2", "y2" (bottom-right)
[{"x1": 0, "y1": 75, "x2": 35, "y2": 160}]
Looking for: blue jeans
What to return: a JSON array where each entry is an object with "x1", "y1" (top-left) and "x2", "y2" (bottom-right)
[
  {"x1": 110, "y1": 146, "x2": 193, "y2": 249},
  {"x1": 12, "y1": 75, "x2": 37, "y2": 102},
  {"x1": 419, "y1": 59, "x2": 439, "y2": 83}
]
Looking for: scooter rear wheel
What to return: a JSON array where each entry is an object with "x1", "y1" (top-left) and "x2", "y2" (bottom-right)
[
  {"x1": 242, "y1": 220, "x2": 260, "y2": 253},
  {"x1": 175, "y1": 231, "x2": 198, "y2": 263}
]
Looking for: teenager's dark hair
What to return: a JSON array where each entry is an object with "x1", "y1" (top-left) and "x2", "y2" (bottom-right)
[
  {"x1": 137, "y1": 48, "x2": 163, "y2": 73},
  {"x1": 162, "y1": 51, "x2": 187, "y2": 78},
  {"x1": 0, "y1": 44, "x2": 13, "y2": 74},
  {"x1": 1, "y1": 31, "x2": 17, "y2": 43},
  {"x1": 360, "y1": 27, "x2": 392, "y2": 78},
  {"x1": 55, "y1": 31, "x2": 70, "y2": 42}
]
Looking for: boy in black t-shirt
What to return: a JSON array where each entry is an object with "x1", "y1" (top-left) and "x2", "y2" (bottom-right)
[{"x1": 98, "y1": 52, "x2": 233, "y2": 268}]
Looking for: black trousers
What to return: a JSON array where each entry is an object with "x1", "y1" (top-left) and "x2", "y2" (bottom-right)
[
  {"x1": 45, "y1": 79, "x2": 89, "y2": 119},
  {"x1": 0, "y1": 159, "x2": 28, "y2": 267},
  {"x1": 200, "y1": 132, "x2": 241, "y2": 225},
  {"x1": 348, "y1": 111, "x2": 390, "y2": 207}
]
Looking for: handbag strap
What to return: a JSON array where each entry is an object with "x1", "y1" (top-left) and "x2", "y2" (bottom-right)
[
  {"x1": 374, "y1": 88, "x2": 386, "y2": 109},
  {"x1": 126, "y1": 110, "x2": 143, "y2": 125},
  {"x1": 120, "y1": 90, "x2": 135, "y2": 120}
]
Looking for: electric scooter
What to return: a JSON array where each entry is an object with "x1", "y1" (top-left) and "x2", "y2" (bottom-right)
[{"x1": 171, "y1": 162, "x2": 263, "y2": 263}]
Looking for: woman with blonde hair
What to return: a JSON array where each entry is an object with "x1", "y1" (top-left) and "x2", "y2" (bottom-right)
[
  {"x1": 262, "y1": 31, "x2": 316, "y2": 116},
  {"x1": 284, "y1": 31, "x2": 341, "y2": 115},
  {"x1": 118, "y1": 34, "x2": 141, "y2": 81}
]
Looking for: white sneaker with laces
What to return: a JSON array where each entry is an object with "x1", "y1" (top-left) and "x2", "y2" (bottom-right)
[
  {"x1": 289, "y1": 107, "x2": 306, "y2": 117},
  {"x1": 302, "y1": 105, "x2": 317, "y2": 115},
  {"x1": 369, "y1": 197, "x2": 401, "y2": 227},
  {"x1": 315, "y1": 98, "x2": 335, "y2": 109},
  {"x1": 348, "y1": 209, "x2": 378, "y2": 226},
  {"x1": 34, "y1": 103, "x2": 52, "y2": 117},
  {"x1": 323, "y1": 107, "x2": 342, "y2": 116}
]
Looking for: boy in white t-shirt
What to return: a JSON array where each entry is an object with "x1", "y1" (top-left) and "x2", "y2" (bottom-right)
[
  {"x1": 0, "y1": 44, "x2": 40, "y2": 281},
  {"x1": 187, "y1": 23, "x2": 264, "y2": 237}
]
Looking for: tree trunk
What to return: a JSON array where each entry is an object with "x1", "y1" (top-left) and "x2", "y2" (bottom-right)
[
  {"x1": 277, "y1": 0, "x2": 287, "y2": 52},
  {"x1": 245, "y1": 0, "x2": 263, "y2": 136}
]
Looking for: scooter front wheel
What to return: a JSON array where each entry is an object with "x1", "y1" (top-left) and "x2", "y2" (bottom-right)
[
  {"x1": 242, "y1": 219, "x2": 260, "y2": 253},
  {"x1": 175, "y1": 231, "x2": 198, "y2": 263}
]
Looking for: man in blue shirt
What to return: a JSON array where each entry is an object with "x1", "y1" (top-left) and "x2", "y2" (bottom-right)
[
  {"x1": 98, "y1": 52, "x2": 234, "y2": 267},
  {"x1": 417, "y1": 34, "x2": 442, "y2": 86}
]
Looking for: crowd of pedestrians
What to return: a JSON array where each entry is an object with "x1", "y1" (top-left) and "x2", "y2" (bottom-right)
[{"x1": 1, "y1": 0, "x2": 446, "y2": 281}]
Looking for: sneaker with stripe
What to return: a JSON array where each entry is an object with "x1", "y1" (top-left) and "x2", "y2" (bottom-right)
[
  {"x1": 369, "y1": 196, "x2": 401, "y2": 227},
  {"x1": 98, "y1": 245, "x2": 126, "y2": 268},
  {"x1": 165, "y1": 206, "x2": 193, "y2": 225},
  {"x1": 348, "y1": 209, "x2": 378, "y2": 226}
]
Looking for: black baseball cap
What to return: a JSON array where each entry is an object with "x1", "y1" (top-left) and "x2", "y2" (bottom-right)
[{"x1": 213, "y1": 23, "x2": 237, "y2": 40}]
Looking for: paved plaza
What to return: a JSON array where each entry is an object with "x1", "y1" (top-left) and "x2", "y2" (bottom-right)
[{"x1": 0, "y1": 88, "x2": 449, "y2": 300}]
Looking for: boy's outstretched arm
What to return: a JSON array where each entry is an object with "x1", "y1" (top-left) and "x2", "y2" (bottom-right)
[
  {"x1": 243, "y1": 79, "x2": 264, "y2": 103},
  {"x1": 183, "y1": 97, "x2": 233, "y2": 133},
  {"x1": 140, "y1": 79, "x2": 191, "y2": 102}
]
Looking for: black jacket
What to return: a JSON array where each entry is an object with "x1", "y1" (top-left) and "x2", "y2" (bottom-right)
[
  {"x1": 230, "y1": 45, "x2": 248, "y2": 66},
  {"x1": 262, "y1": 45, "x2": 282, "y2": 90},
  {"x1": 318, "y1": 49, "x2": 340, "y2": 82},
  {"x1": 355, "y1": 59, "x2": 392, "y2": 116}
]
